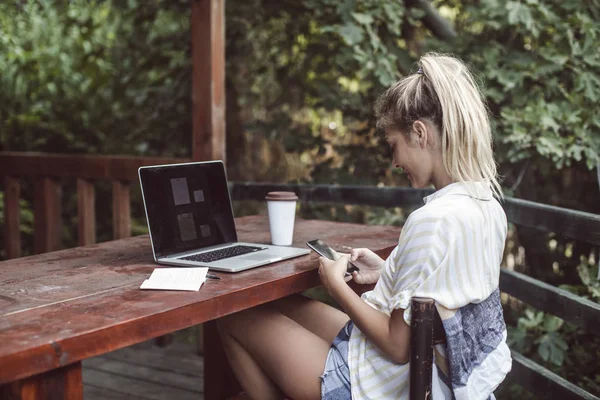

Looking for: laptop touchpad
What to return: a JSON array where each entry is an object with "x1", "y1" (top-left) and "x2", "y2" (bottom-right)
[{"x1": 242, "y1": 253, "x2": 280, "y2": 262}]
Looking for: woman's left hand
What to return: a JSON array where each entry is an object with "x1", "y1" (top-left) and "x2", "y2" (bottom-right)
[{"x1": 318, "y1": 256, "x2": 351, "y2": 293}]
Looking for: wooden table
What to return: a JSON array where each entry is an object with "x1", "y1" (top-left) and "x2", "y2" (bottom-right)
[{"x1": 0, "y1": 216, "x2": 399, "y2": 400}]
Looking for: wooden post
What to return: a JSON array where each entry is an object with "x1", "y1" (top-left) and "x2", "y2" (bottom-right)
[
  {"x1": 191, "y1": 0, "x2": 225, "y2": 358},
  {"x1": 4, "y1": 177, "x2": 21, "y2": 259},
  {"x1": 203, "y1": 320, "x2": 241, "y2": 399},
  {"x1": 0, "y1": 362, "x2": 83, "y2": 400},
  {"x1": 191, "y1": 0, "x2": 226, "y2": 162},
  {"x1": 196, "y1": 323, "x2": 204, "y2": 354},
  {"x1": 77, "y1": 179, "x2": 96, "y2": 246},
  {"x1": 33, "y1": 178, "x2": 63, "y2": 254},
  {"x1": 112, "y1": 181, "x2": 131, "y2": 240},
  {"x1": 410, "y1": 297, "x2": 434, "y2": 400}
]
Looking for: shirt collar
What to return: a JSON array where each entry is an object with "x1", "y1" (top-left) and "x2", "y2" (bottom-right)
[{"x1": 423, "y1": 181, "x2": 493, "y2": 204}]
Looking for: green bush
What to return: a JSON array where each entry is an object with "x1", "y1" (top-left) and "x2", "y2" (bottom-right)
[{"x1": 0, "y1": 0, "x2": 191, "y2": 156}]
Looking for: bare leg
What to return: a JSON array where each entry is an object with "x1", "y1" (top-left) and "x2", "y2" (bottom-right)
[
  {"x1": 270, "y1": 294, "x2": 350, "y2": 344},
  {"x1": 219, "y1": 322, "x2": 283, "y2": 400},
  {"x1": 218, "y1": 303, "x2": 334, "y2": 400}
]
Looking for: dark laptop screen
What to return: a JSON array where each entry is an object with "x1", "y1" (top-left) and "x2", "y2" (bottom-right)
[{"x1": 139, "y1": 161, "x2": 237, "y2": 258}]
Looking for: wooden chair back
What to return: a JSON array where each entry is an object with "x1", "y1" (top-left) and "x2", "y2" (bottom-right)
[{"x1": 410, "y1": 297, "x2": 446, "y2": 400}]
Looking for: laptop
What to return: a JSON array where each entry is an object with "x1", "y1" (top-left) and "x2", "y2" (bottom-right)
[{"x1": 138, "y1": 160, "x2": 310, "y2": 272}]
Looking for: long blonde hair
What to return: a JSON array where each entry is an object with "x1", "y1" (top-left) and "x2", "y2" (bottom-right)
[{"x1": 375, "y1": 52, "x2": 503, "y2": 199}]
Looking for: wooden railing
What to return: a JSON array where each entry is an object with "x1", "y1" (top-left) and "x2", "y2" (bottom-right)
[{"x1": 0, "y1": 152, "x2": 188, "y2": 258}]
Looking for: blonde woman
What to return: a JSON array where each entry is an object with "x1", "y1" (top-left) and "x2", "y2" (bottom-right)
[{"x1": 217, "y1": 53, "x2": 512, "y2": 400}]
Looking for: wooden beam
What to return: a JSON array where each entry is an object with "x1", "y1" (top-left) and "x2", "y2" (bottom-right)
[
  {"x1": 77, "y1": 179, "x2": 96, "y2": 246},
  {"x1": 33, "y1": 178, "x2": 62, "y2": 254},
  {"x1": 229, "y1": 182, "x2": 434, "y2": 208},
  {"x1": 0, "y1": 152, "x2": 188, "y2": 181},
  {"x1": 4, "y1": 177, "x2": 21, "y2": 259},
  {"x1": 191, "y1": 0, "x2": 226, "y2": 162},
  {"x1": 507, "y1": 351, "x2": 599, "y2": 400},
  {"x1": 504, "y1": 197, "x2": 600, "y2": 246},
  {"x1": 203, "y1": 320, "x2": 240, "y2": 399},
  {"x1": 0, "y1": 362, "x2": 83, "y2": 400},
  {"x1": 500, "y1": 269, "x2": 600, "y2": 334},
  {"x1": 112, "y1": 181, "x2": 131, "y2": 240}
]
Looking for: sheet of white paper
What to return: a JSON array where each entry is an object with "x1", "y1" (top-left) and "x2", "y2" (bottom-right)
[{"x1": 140, "y1": 267, "x2": 208, "y2": 291}]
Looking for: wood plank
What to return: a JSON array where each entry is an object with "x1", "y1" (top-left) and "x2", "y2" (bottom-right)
[
  {"x1": 0, "y1": 152, "x2": 188, "y2": 181},
  {"x1": 84, "y1": 385, "x2": 147, "y2": 400},
  {"x1": 0, "y1": 362, "x2": 82, "y2": 400},
  {"x1": 0, "y1": 218, "x2": 396, "y2": 314},
  {"x1": 500, "y1": 269, "x2": 600, "y2": 334},
  {"x1": 82, "y1": 369, "x2": 200, "y2": 400},
  {"x1": 0, "y1": 239, "x2": 155, "y2": 315},
  {"x1": 84, "y1": 357, "x2": 202, "y2": 393},
  {"x1": 77, "y1": 179, "x2": 96, "y2": 246},
  {"x1": 507, "y1": 351, "x2": 599, "y2": 400},
  {"x1": 504, "y1": 197, "x2": 600, "y2": 246},
  {"x1": 4, "y1": 176, "x2": 21, "y2": 259},
  {"x1": 229, "y1": 182, "x2": 434, "y2": 208},
  {"x1": 101, "y1": 344, "x2": 204, "y2": 377},
  {"x1": 112, "y1": 181, "x2": 131, "y2": 240},
  {"x1": 0, "y1": 217, "x2": 399, "y2": 384},
  {"x1": 33, "y1": 177, "x2": 62, "y2": 254},
  {"x1": 191, "y1": 0, "x2": 226, "y2": 162}
]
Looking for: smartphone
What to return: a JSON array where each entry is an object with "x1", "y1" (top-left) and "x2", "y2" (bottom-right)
[{"x1": 306, "y1": 239, "x2": 359, "y2": 274}]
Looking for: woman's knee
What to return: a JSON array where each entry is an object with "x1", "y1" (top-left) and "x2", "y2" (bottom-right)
[
  {"x1": 216, "y1": 303, "x2": 272, "y2": 335},
  {"x1": 271, "y1": 293, "x2": 311, "y2": 311}
]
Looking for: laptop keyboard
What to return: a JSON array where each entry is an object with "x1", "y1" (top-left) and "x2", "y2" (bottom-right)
[{"x1": 180, "y1": 245, "x2": 266, "y2": 263}]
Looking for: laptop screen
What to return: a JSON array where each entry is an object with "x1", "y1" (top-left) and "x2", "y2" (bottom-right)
[{"x1": 139, "y1": 161, "x2": 237, "y2": 258}]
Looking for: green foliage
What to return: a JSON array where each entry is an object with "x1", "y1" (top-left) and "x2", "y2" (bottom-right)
[
  {"x1": 506, "y1": 302, "x2": 600, "y2": 394},
  {"x1": 224, "y1": 0, "x2": 421, "y2": 186},
  {"x1": 0, "y1": 0, "x2": 191, "y2": 156},
  {"x1": 305, "y1": 0, "x2": 408, "y2": 87},
  {"x1": 577, "y1": 257, "x2": 600, "y2": 300},
  {"x1": 509, "y1": 309, "x2": 568, "y2": 366},
  {"x1": 431, "y1": 0, "x2": 600, "y2": 170}
]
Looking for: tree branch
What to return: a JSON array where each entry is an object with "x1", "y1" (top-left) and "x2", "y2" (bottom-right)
[{"x1": 404, "y1": 0, "x2": 457, "y2": 41}]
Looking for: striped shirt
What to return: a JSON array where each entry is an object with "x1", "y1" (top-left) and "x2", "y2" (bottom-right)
[{"x1": 348, "y1": 181, "x2": 508, "y2": 399}]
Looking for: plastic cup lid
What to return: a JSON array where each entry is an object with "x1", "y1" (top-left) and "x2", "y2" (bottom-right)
[{"x1": 265, "y1": 191, "x2": 299, "y2": 201}]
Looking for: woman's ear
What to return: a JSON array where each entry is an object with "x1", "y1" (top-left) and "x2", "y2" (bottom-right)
[{"x1": 412, "y1": 120, "x2": 428, "y2": 149}]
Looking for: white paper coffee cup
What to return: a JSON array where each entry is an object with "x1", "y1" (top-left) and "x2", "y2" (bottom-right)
[{"x1": 266, "y1": 191, "x2": 298, "y2": 246}]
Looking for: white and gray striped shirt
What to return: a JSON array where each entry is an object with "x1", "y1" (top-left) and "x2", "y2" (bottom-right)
[{"x1": 348, "y1": 181, "x2": 508, "y2": 399}]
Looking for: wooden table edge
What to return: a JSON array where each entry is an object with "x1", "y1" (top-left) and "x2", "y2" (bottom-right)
[{"x1": 0, "y1": 244, "x2": 394, "y2": 386}]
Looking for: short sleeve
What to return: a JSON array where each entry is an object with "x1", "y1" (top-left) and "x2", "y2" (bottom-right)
[
  {"x1": 389, "y1": 287, "x2": 418, "y2": 325},
  {"x1": 386, "y1": 212, "x2": 454, "y2": 325}
]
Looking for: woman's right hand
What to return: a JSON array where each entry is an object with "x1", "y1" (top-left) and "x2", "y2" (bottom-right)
[{"x1": 349, "y1": 248, "x2": 385, "y2": 284}]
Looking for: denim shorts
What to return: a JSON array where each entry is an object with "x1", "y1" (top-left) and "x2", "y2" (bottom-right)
[{"x1": 320, "y1": 321, "x2": 353, "y2": 400}]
